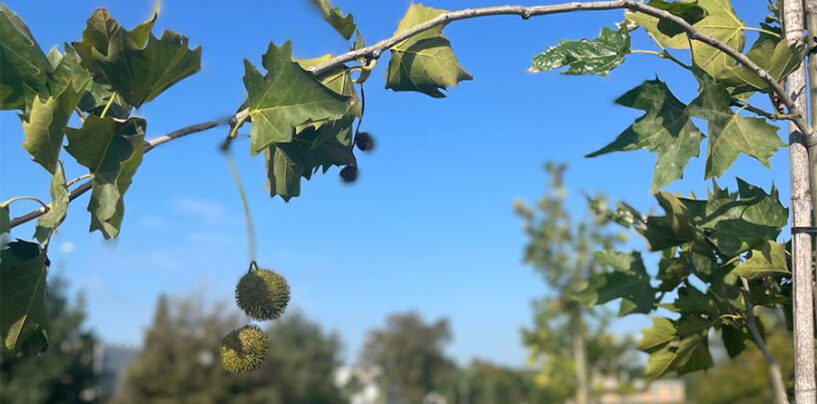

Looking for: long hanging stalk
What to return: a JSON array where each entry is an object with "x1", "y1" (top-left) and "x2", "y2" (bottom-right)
[{"x1": 783, "y1": 0, "x2": 817, "y2": 403}]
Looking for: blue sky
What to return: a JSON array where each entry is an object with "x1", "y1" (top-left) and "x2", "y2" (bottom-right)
[{"x1": 1, "y1": 0, "x2": 788, "y2": 367}]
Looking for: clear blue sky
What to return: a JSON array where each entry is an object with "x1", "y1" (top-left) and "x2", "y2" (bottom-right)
[{"x1": 1, "y1": 0, "x2": 787, "y2": 367}]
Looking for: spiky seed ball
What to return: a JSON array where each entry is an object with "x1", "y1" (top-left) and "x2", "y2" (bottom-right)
[
  {"x1": 235, "y1": 269, "x2": 290, "y2": 320},
  {"x1": 355, "y1": 132, "x2": 375, "y2": 151},
  {"x1": 340, "y1": 165, "x2": 358, "y2": 183},
  {"x1": 220, "y1": 325, "x2": 268, "y2": 373}
]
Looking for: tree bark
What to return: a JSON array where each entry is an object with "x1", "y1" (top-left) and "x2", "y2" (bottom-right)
[{"x1": 783, "y1": 0, "x2": 817, "y2": 403}]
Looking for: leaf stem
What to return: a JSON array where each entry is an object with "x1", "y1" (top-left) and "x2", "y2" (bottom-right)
[
  {"x1": 630, "y1": 49, "x2": 692, "y2": 70},
  {"x1": 1, "y1": 196, "x2": 49, "y2": 210},
  {"x1": 225, "y1": 152, "x2": 257, "y2": 262},
  {"x1": 66, "y1": 173, "x2": 92, "y2": 187},
  {"x1": 741, "y1": 26, "x2": 782, "y2": 38},
  {"x1": 100, "y1": 94, "x2": 117, "y2": 118}
]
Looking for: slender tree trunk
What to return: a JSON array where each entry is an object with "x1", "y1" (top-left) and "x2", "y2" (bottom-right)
[
  {"x1": 572, "y1": 310, "x2": 588, "y2": 404},
  {"x1": 784, "y1": 1, "x2": 817, "y2": 403},
  {"x1": 809, "y1": 2, "x2": 817, "y2": 228}
]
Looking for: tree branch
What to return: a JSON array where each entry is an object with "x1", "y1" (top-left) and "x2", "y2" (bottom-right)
[
  {"x1": 11, "y1": 0, "x2": 815, "y2": 231},
  {"x1": 232, "y1": 0, "x2": 814, "y2": 139},
  {"x1": 9, "y1": 120, "x2": 222, "y2": 228}
]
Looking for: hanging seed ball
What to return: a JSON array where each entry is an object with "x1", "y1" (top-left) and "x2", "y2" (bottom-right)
[
  {"x1": 355, "y1": 132, "x2": 375, "y2": 151},
  {"x1": 220, "y1": 325, "x2": 268, "y2": 373},
  {"x1": 340, "y1": 165, "x2": 358, "y2": 183},
  {"x1": 235, "y1": 268, "x2": 290, "y2": 321}
]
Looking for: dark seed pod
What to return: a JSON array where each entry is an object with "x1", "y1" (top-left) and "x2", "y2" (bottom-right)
[
  {"x1": 220, "y1": 325, "x2": 268, "y2": 373},
  {"x1": 340, "y1": 165, "x2": 358, "y2": 183},
  {"x1": 235, "y1": 268, "x2": 290, "y2": 321},
  {"x1": 355, "y1": 132, "x2": 375, "y2": 151}
]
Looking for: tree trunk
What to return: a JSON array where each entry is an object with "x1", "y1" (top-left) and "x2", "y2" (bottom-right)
[
  {"x1": 784, "y1": 1, "x2": 817, "y2": 403},
  {"x1": 572, "y1": 311, "x2": 588, "y2": 404},
  {"x1": 809, "y1": 2, "x2": 817, "y2": 230}
]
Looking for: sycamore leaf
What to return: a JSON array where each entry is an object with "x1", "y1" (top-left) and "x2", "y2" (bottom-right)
[
  {"x1": 628, "y1": 0, "x2": 744, "y2": 78},
  {"x1": 657, "y1": 253, "x2": 688, "y2": 291},
  {"x1": 576, "y1": 250, "x2": 656, "y2": 316},
  {"x1": 309, "y1": 0, "x2": 356, "y2": 40},
  {"x1": 244, "y1": 42, "x2": 352, "y2": 154},
  {"x1": 386, "y1": 4, "x2": 472, "y2": 98},
  {"x1": 642, "y1": 192, "x2": 702, "y2": 250},
  {"x1": 638, "y1": 316, "x2": 714, "y2": 379},
  {"x1": 0, "y1": 204, "x2": 9, "y2": 236},
  {"x1": 73, "y1": 8, "x2": 201, "y2": 108},
  {"x1": 587, "y1": 79, "x2": 703, "y2": 192},
  {"x1": 0, "y1": 4, "x2": 51, "y2": 110},
  {"x1": 720, "y1": 31, "x2": 805, "y2": 93},
  {"x1": 20, "y1": 79, "x2": 86, "y2": 174},
  {"x1": 0, "y1": 240, "x2": 48, "y2": 354},
  {"x1": 698, "y1": 179, "x2": 787, "y2": 256},
  {"x1": 627, "y1": 0, "x2": 707, "y2": 45},
  {"x1": 297, "y1": 54, "x2": 361, "y2": 117},
  {"x1": 687, "y1": 75, "x2": 785, "y2": 178},
  {"x1": 65, "y1": 116, "x2": 146, "y2": 239},
  {"x1": 266, "y1": 116, "x2": 356, "y2": 200},
  {"x1": 34, "y1": 163, "x2": 69, "y2": 244},
  {"x1": 724, "y1": 240, "x2": 789, "y2": 284},
  {"x1": 721, "y1": 324, "x2": 747, "y2": 358},
  {"x1": 77, "y1": 80, "x2": 131, "y2": 119},
  {"x1": 530, "y1": 25, "x2": 631, "y2": 76}
]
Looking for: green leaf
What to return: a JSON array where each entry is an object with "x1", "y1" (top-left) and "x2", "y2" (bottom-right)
[
  {"x1": 698, "y1": 179, "x2": 787, "y2": 256},
  {"x1": 587, "y1": 79, "x2": 703, "y2": 192},
  {"x1": 20, "y1": 78, "x2": 85, "y2": 174},
  {"x1": 530, "y1": 25, "x2": 631, "y2": 76},
  {"x1": 638, "y1": 316, "x2": 714, "y2": 379},
  {"x1": 297, "y1": 53, "x2": 361, "y2": 117},
  {"x1": 721, "y1": 324, "x2": 746, "y2": 358},
  {"x1": 0, "y1": 4, "x2": 51, "y2": 110},
  {"x1": 642, "y1": 192, "x2": 702, "y2": 250},
  {"x1": 309, "y1": 0, "x2": 356, "y2": 40},
  {"x1": 386, "y1": 4, "x2": 472, "y2": 98},
  {"x1": 724, "y1": 241, "x2": 789, "y2": 284},
  {"x1": 73, "y1": 8, "x2": 201, "y2": 108},
  {"x1": 244, "y1": 42, "x2": 352, "y2": 154},
  {"x1": 266, "y1": 116, "x2": 356, "y2": 200},
  {"x1": 77, "y1": 80, "x2": 131, "y2": 119},
  {"x1": 576, "y1": 251, "x2": 656, "y2": 316},
  {"x1": 0, "y1": 240, "x2": 48, "y2": 354},
  {"x1": 628, "y1": 0, "x2": 744, "y2": 78},
  {"x1": 65, "y1": 116, "x2": 146, "y2": 239},
  {"x1": 657, "y1": 253, "x2": 688, "y2": 291},
  {"x1": 626, "y1": 0, "x2": 708, "y2": 48},
  {"x1": 34, "y1": 163, "x2": 69, "y2": 244},
  {"x1": 0, "y1": 204, "x2": 9, "y2": 236},
  {"x1": 720, "y1": 31, "x2": 805, "y2": 93},
  {"x1": 687, "y1": 75, "x2": 785, "y2": 178}
]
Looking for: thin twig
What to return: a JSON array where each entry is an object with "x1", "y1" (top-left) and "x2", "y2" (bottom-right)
[
  {"x1": 9, "y1": 120, "x2": 222, "y2": 228},
  {"x1": 731, "y1": 100, "x2": 791, "y2": 120}
]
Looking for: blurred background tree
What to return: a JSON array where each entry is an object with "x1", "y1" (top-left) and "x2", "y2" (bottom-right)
[
  {"x1": 0, "y1": 275, "x2": 98, "y2": 404},
  {"x1": 514, "y1": 162, "x2": 640, "y2": 404},
  {"x1": 359, "y1": 312, "x2": 457, "y2": 404},
  {"x1": 116, "y1": 294, "x2": 345, "y2": 404}
]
